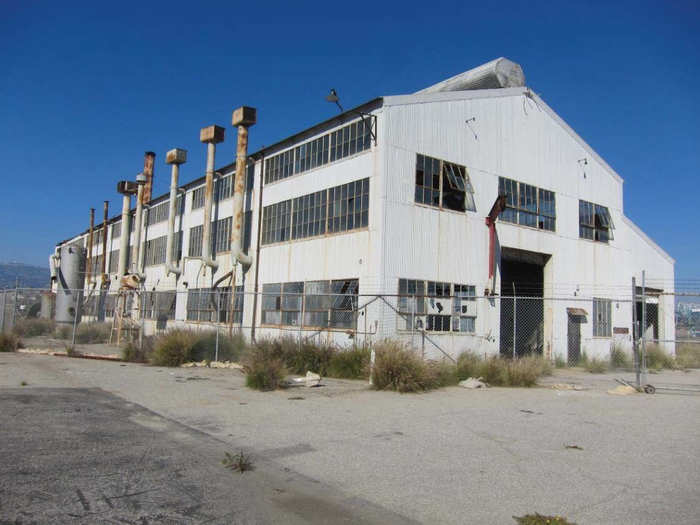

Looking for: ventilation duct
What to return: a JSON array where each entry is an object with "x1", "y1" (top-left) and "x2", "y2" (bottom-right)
[{"x1": 415, "y1": 57, "x2": 525, "y2": 94}]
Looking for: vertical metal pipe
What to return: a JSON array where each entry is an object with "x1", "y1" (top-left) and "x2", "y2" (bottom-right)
[
  {"x1": 86, "y1": 208, "x2": 95, "y2": 285},
  {"x1": 250, "y1": 152, "x2": 265, "y2": 343},
  {"x1": 202, "y1": 142, "x2": 216, "y2": 266},
  {"x1": 230, "y1": 107, "x2": 255, "y2": 269},
  {"x1": 512, "y1": 283, "x2": 517, "y2": 359},
  {"x1": 101, "y1": 201, "x2": 109, "y2": 284},
  {"x1": 131, "y1": 183, "x2": 144, "y2": 274},
  {"x1": 199, "y1": 125, "x2": 225, "y2": 270},
  {"x1": 118, "y1": 194, "x2": 131, "y2": 279},
  {"x1": 641, "y1": 270, "x2": 647, "y2": 385},
  {"x1": 632, "y1": 276, "x2": 639, "y2": 387},
  {"x1": 165, "y1": 148, "x2": 187, "y2": 276},
  {"x1": 143, "y1": 152, "x2": 156, "y2": 204}
]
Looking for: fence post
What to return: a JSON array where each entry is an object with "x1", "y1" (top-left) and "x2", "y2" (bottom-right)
[
  {"x1": 369, "y1": 346, "x2": 375, "y2": 386},
  {"x1": 641, "y1": 270, "x2": 647, "y2": 386},
  {"x1": 411, "y1": 294, "x2": 415, "y2": 349},
  {"x1": 513, "y1": 295, "x2": 517, "y2": 359},
  {"x1": 12, "y1": 282, "x2": 19, "y2": 331},
  {"x1": 632, "y1": 276, "x2": 640, "y2": 388},
  {"x1": 215, "y1": 292, "x2": 220, "y2": 362},
  {"x1": 71, "y1": 290, "x2": 79, "y2": 347}
]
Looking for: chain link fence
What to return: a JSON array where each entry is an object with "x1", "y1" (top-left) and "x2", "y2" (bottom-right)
[{"x1": 0, "y1": 283, "x2": 697, "y2": 376}]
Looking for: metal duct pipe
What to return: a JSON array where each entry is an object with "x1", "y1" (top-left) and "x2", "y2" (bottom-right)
[
  {"x1": 116, "y1": 180, "x2": 138, "y2": 279},
  {"x1": 200, "y1": 125, "x2": 225, "y2": 271},
  {"x1": 230, "y1": 107, "x2": 255, "y2": 270},
  {"x1": 86, "y1": 208, "x2": 95, "y2": 285},
  {"x1": 49, "y1": 247, "x2": 60, "y2": 283},
  {"x1": 117, "y1": 193, "x2": 131, "y2": 279},
  {"x1": 415, "y1": 57, "x2": 525, "y2": 94},
  {"x1": 143, "y1": 151, "x2": 156, "y2": 204},
  {"x1": 131, "y1": 182, "x2": 144, "y2": 274},
  {"x1": 165, "y1": 148, "x2": 187, "y2": 276},
  {"x1": 101, "y1": 200, "x2": 108, "y2": 285}
]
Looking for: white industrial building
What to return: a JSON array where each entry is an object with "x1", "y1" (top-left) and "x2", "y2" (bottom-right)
[{"x1": 51, "y1": 58, "x2": 675, "y2": 361}]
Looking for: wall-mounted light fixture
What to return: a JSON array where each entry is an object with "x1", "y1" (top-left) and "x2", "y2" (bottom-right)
[{"x1": 325, "y1": 88, "x2": 377, "y2": 144}]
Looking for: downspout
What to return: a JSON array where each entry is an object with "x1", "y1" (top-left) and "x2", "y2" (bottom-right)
[
  {"x1": 49, "y1": 247, "x2": 60, "y2": 284},
  {"x1": 165, "y1": 148, "x2": 187, "y2": 277},
  {"x1": 199, "y1": 125, "x2": 225, "y2": 272},
  {"x1": 250, "y1": 151, "x2": 265, "y2": 343}
]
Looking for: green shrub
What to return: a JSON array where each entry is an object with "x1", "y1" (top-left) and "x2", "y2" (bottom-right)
[
  {"x1": 371, "y1": 340, "x2": 437, "y2": 393},
  {"x1": 150, "y1": 329, "x2": 198, "y2": 367},
  {"x1": 676, "y1": 344, "x2": 700, "y2": 369},
  {"x1": 644, "y1": 344, "x2": 676, "y2": 370},
  {"x1": 0, "y1": 333, "x2": 22, "y2": 352},
  {"x1": 13, "y1": 318, "x2": 55, "y2": 337},
  {"x1": 243, "y1": 343, "x2": 286, "y2": 391},
  {"x1": 584, "y1": 357, "x2": 608, "y2": 374},
  {"x1": 554, "y1": 354, "x2": 567, "y2": 368},
  {"x1": 456, "y1": 353, "x2": 552, "y2": 387},
  {"x1": 610, "y1": 344, "x2": 632, "y2": 368},
  {"x1": 327, "y1": 346, "x2": 370, "y2": 379},
  {"x1": 513, "y1": 513, "x2": 576, "y2": 525},
  {"x1": 478, "y1": 356, "x2": 509, "y2": 385},
  {"x1": 286, "y1": 339, "x2": 335, "y2": 375},
  {"x1": 426, "y1": 359, "x2": 460, "y2": 388},
  {"x1": 122, "y1": 342, "x2": 148, "y2": 363},
  {"x1": 189, "y1": 331, "x2": 246, "y2": 363},
  {"x1": 56, "y1": 325, "x2": 72, "y2": 340},
  {"x1": 74, "y1": 322, "x2": 111, "y2": 344}
]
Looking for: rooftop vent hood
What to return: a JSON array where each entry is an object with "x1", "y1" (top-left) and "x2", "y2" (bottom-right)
[{"x1": 415, "y1": 57, "x2": 525, "y2": 94}]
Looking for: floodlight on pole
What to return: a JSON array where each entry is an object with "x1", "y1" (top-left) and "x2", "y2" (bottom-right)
[{"x1": 324, "y1": 88, "x2": 377, "y2": 144}]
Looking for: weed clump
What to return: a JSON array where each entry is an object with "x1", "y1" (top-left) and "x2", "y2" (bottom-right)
[
  {"x1": 189, "y1": 332, "x2": 246, "y2": 363},
  {"x1": 513, "y1": 513, "x2": 576, "y2": 525},
  {"x1": 122, "y1": 342, "x2": 149, "y2": 363},
  {"x1": 243, "y1": 342, "x2": 286, "y2": 391},
  {"x1": 13, "y1": 318, "x2": 55, "y2": 337},
  {"x1": 327, "y1": 346, "x2": 370, "y2": 379},
  {"x1": 644, "y1": 344, "x2": 676, "y2": 370},
  {"x1": 150, "y1": 329, "x2": 198, "y2": 366},
  {"x1": 222, "y1": 451, "x2": 254, "y2": 473},
  {"x1": 609, "y1": 344, "x2": 632, "y2": 369},
  {"x1": 371, "y1": 340, "x2": 437, "y2": 393},
  {"x1": 584, "y1": 357, "x2": 608, "y2": 374},
  {"x1": 74, "y1": 322, "x2": 111, "y2": 344},
  {"x1": 676, "y1": 344, "x2": 700, "y2": 369},
  {"x1": 0, "y1": 333, "x2": 22, "y2": 352},
  {"x1": 554, "y1": 353, "x2": 567, "y2": 368}
]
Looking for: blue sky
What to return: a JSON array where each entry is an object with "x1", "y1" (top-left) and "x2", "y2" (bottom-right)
[{"x1": 1, "y1": 0, "x2": 698, "y2": 280}]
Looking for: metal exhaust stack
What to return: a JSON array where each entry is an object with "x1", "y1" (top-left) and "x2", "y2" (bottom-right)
[
  {"x1": 230, "y1": 106, "x2": 255, "y2": 270},
  {"x1": 142, "y1": 151, "x2": 156, "y2": 204},
  {"x1": 200, "y1": 125, "x2": 225, "y2": 271},
  {"x1": 116, "y1": 180, "x2": 138, "y2": 280},
  {"x1": 131, "y1": 171, "x2": 148, "y2": 276},
  {"x1": 101, "y1": 200, "x2": 109, "y2": 285},
  {"x1": 86, "y1": 208, "x2": 95, "y2": 285},
  {"x1": 165, "y1": 148, "x2": 187, "y2": 276}
]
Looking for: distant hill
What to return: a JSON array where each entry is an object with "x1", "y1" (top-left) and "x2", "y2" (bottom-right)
[{"x1": 0, "y1": 262, "x2": 50, "y2": 289}]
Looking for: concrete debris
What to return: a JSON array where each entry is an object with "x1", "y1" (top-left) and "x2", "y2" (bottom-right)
[
  {"x1": 305, "y1": 371, "x2": 321, "y2": 387},
  {"x1": 459, "y1": 377, "x2": 488, "y2": 389},
  {"x1": 282, "y1": 371, "x2": 322, "y2": 388},
  {"x1": 181, "y1": 361, "x2": 244, "y2": 370},
  {"x1": 608, "y1": 385, "x2": 638, "y2": 396},
  {"x1": 550, "y1": 383, "x2": 585, "y2": 391}
]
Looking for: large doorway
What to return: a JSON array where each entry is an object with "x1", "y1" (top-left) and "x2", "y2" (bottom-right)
[{"x1": 499, "y1": 249, "x2": 548, "y2": 357}]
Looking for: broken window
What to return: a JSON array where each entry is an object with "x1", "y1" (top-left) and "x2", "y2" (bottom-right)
[
  {"x1": 261, "y1": 279, "x2": 359, "y2": 330},
  {"x1": 415, "y1": 154, "x2": 476, "y2": 212},
  {"x1": 452, "y1": 284, "x2": 476, "y2": 333},
  {"x1": 579, "y1": 200, "x2": 614, "y2": 243},
  {"x1": 282, "y1": 282, "x2": 303, "y2": 326},
  {"x1": 498, "y1": 177, "x2": 556, "y2": 232},
  {"x1": 262, "y1": 283, "x2": 282, "y2": 325},
  {"x1": 397, "y1": 279, "x2": 477, "y2": 333},
  {"x1": 593, "y1": 298, "x2": 612, "y2": 337}
]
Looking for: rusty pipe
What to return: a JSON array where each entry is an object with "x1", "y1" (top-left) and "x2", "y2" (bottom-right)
[
  {"x1": 230, "y1": 106, "x2": 255, "y2": 271},
  {"x1": 200, "y1": 125, "x2": 225, "y2": 271},
  {"x1": 86, "y1": 208, "x2": 95, "y2": 285},
  {"x1": 142, "y1": 151, "x2": 156, "y2": 204},
  {"x1": 131, "y1": 181, "x2": 144, "y2": 275},
  {"x1": 118, "y1": 193, "x2": 131, "y2": 279},
  {"x1": 165, "y1": 148, "x2": 187, "y2": 276},
  {"x1": 101, "y1": 200, "x2": 108, "y2": 285}
]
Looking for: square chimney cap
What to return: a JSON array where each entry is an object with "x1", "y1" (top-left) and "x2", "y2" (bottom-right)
[
  {"x1": 232, "y1": 106, "x2": 256, "y2": 127},
  {"x1": 200, "y1": 125, "x2": 225, "y2": 144},
  {"x1": 166, "y1": 148, "x2": 188, "y2": 165},
  {"x1": 117, "y1": 180, "x2": 139, "y2": 195}
]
